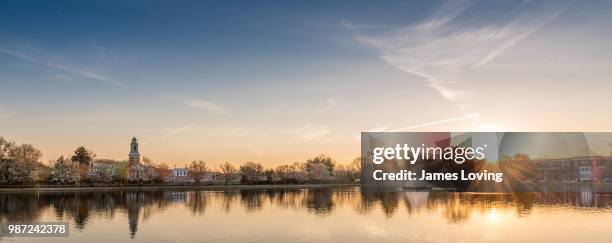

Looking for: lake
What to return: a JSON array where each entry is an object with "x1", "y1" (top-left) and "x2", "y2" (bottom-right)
[{"x1": 1, "y1": 186, "x2": 612, "y2": 242}]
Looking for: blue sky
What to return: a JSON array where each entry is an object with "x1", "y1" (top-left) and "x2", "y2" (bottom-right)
[{"x1": 1, "y1": 0, "x2": 612, "y2": 166}]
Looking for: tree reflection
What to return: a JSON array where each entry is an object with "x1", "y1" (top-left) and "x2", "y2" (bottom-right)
[
  {"x1": 304, "y1": 188, "x2": 334, "y2": 215},
  {"x1": 186, "y1": 190, "x2": 208, "y2": 215},
  {"x1": 221, "y1": 190, "x2": 238, "y2": 213},
  {"x1": 240, "y1": 190, "x2": 263, "y2": 212},
  {"x1": 359, "y1": 190, "x2": 400, "y2": 218},
  {"x1": 1, "y1": 187, "x2": 612, "y2": 237},
  {"x1": 0, "y1": 192, "x2": 46, "y2": 222}
]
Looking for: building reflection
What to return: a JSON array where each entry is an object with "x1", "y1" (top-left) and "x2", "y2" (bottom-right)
[{"x1": 1, "y1": 187, "x2": 612, "y2": 238}]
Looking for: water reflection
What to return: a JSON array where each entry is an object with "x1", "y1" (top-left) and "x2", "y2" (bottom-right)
[{"x1": 1, "y1": 186, "x2": 611, "y2": 239}]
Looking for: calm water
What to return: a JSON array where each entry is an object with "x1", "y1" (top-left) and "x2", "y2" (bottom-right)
[{"x1": 1, "y1": 187, "x2": 612, "y2": 242}]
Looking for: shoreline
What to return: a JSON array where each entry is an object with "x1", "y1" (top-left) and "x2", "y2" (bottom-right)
[
  {"x1": 0, "y1": 183, "x2": 360, "y2": 193},
  {"x1": 3, "y1": 182, "x2": 610, "y2": 193}
]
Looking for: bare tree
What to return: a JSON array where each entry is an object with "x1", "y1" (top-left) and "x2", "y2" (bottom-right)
[
  {"x1": 0, "y1": 137, "x2": 16, "y2": 160},
  {"x1": 7, "y1": 143, "x2": 42, "y2": 184},
  {"x1": 333, "y1": 164, "x2": 352, "y2": 181},
  {"x1": 264, "y1": 168, "x2": 278, "y2": 183},
  {"x1": 189, "y1": 160, "x2": 208, "y2": 185},
  {"x1": 239, "y1": 162, "x2": 263, "y2": 185},
  {"x1": 0, "y1": 137, "x2": 17, "y2": 183},
  {"x1": 275, "y1": 164, "x2": 292, "y2": 183},
  {"x1": 10, "y1": 144, "x2": 42, "y2": 164},
  {"x1": 351, "y1": 157, "x2": 361, "y2": 180},
  {"x1": 219, "y1": 162, "x2": 236, "y2": 185},
  {"x1": 291, "y1": 161, "x2": 308, "y2": 183}
]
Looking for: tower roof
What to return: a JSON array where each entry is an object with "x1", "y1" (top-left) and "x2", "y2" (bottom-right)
[{"x1": 131, "y1": 137, "x2": 137, "y2": 143}]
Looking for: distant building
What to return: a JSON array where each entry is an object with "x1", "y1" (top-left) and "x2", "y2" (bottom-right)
[
  {"x1": 129, "y1": 137, "x2": 140, "y2": 165},
  {"x1": 168, "y1": 167, "x2": 191, "y2": 183},
  {"x1": 533, "y1": 156, "x2": 612, "y2": 182},
  {"x1": 126, "y1": 137, "x2": 156, "y2": 182},
  {"x1": 87, "y1": 137, "x2": 157, "y2": 183}
]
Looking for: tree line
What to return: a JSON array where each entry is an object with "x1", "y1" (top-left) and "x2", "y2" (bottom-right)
[{"x1": 0, "y1": 136, "x2": 360, "y2": 186}]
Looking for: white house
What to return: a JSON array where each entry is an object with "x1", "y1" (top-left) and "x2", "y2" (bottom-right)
[{"x1": 168, "y1": 167, "x2": 191, "y2": 182}]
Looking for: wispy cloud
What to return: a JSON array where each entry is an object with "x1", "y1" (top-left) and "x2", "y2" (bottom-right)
[
  {"x1": 316, "y1": 97, "x2": 339, "y2": 112},
  {"x1": 353, "y1": 126, "x2": 390, "y2": 140},
  {"x1": 56, "y1": 108, "x2": 139, "y2": 122},
  {"x1": 364, "y1": 113, "x2": 501, "y2": 134},
  {"x1": 162, "y1": 94, "x2": 228, "y2": 115},
  {"x1": 145, "y1": 123, "x2": 196, "y2": 144},
  {"x1": 184, "y1": 99, "x2": 228, "y2": 115},
  {"x1": 389, "y1": 113, "x2": 479, "y2": 132},
  {"x1": 351, "y1": 0, "x2": 567, "y2": 101},
  {"x1": 0, "y1": 45, "x2": 125, "y2": 87},
  {"x1": 290, "y1": 124, "x2": 332, "y2": 141}
]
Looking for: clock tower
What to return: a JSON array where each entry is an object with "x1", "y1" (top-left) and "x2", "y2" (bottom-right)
[{"x1": 129, "y1": 137, "x2": 140, "y2": 165}]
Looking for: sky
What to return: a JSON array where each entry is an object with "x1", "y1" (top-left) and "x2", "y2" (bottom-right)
[{"x1": 1, "y1": 0, "x2": 612, "y2": 168}]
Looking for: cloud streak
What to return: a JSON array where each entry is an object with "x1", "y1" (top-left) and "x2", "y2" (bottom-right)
[
  {"x1": 389, "y1": 113, "x2": 479, "y2": 132},
  {"x1": 0, "y1": 45, "x2": 125, "y2": 87},
  {"x1": 352, "y1": 0, "x2": 567, "y2": 101},
  {"x1": 145, "y1": 123, "x2": 196, "y2": 144},
  {"x1": 316, "y1": 97, "x2": 339, "y2": 112},
  {"x1": 184, "y1": 99, "x2": 228, "y2": 115},
  {"x1": 290, "y1": 124, "x2": 332, "y2": 141},
  {"x1": 162, "y1": 94, "x2": 228, "y2": 115}
]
